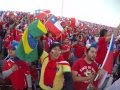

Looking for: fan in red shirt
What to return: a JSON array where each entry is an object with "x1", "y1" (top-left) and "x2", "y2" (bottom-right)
[
  {"x1": 72, "y1": 35, "x2": 86, "y2": 60},
  {"x1": 2, "y1": 41, "x2": 32, "y2": 90},
  {"x1": 72, "y1": 41, "x2": 86, "y2": 58},
  {"x1": 72, "y1": 45, "x2": 99, "y2": 90},
  {"x1": 61, "y1": 38, "x2": 71, "y2": 61},
  {"x1": 2, "y1": 28, "x2": 15, "y2": 58},
  {"x1": 10, "y1": 28, "x2": 23, "y2": 42},
  {"x1": 96, "y1": 29, "x2": 111, "y2": 65},
  {"x1": 3, "y1": 29, "x2": 14, "y2": 48}
]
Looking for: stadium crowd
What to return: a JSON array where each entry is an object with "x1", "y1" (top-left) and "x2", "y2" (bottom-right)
[{"x1": 0, "y1": 10, "x2": 120, "y2": 90}]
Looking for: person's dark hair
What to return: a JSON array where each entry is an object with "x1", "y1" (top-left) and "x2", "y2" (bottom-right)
[
  {"x1": 86, "y1": 46, "x2": 96, "y2": 53},
  {"x1": 48, "y1": 42, "x2": 61, "y2": 52},
  {"x1": 100, "y1": 29, "x2": 108, "y2": 37},
  {"x1": 45, "y1": 32, "x2": 49, "y2": 36}
]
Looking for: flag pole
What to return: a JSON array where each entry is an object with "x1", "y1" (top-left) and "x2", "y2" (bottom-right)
[
  {"x1": 61, "y1": 0, "x2": 64, "y2": 17},
  {"x1": 101, "y1": 34, "x2": 114, "y2": 69},
  {"x1": 60, "y1": 0, "x2": 64, "y2": 43}
]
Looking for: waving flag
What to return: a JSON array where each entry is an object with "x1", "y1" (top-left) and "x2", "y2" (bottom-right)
[
  {"x1": 69, "y1": 18, "x2": 80, "y2": 28},
  {"x1": 16, "y1": 20, "x2": 47, "y2": 62},
  {"x1": 96, "y1": 34, "x2": 114, "y2": 88},
  {"x1": 45, "y1": 15, "x2": 64, "y2": 36},
  {"x1": 35, "y1": 10, "x2": 51, "y2": 20},
  {"x1": 101, "y1": 34, "x2": 114, "y2": 74}
]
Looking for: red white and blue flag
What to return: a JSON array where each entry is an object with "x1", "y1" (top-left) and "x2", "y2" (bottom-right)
[
  {"x1": 101, "y1": 34, "x2": 114, "y2": 74},
  {"x1": 45, "y1": 15, "x2": 64, "y2": 36},
  {"x1": 70, "y1": 18, "x2": 80, "y2": 28},
  {"x1": 96, "y1": 34, "x2": 115, "y2": 88},
  {"x1": 35, "y1": 9, "x2": 51, "y2": 20}
]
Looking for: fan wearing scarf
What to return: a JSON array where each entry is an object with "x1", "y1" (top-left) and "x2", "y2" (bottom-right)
[
  {"x1": 39, "y1": 42, "x2": 73, "y2": 90},
  {"x1": 2, "y1": 41, "x2": 32, "y2": 90}
]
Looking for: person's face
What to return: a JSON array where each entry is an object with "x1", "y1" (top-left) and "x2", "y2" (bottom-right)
[
  {"x1": 63, "y1": 39, "x2": 69, "y2": 44},
  {"x1": 87, "y1": 47, "x2": 97, "y2": 61},
  {"x1": 8, "y1": 49, "x2": 16, "y2": 57},
  {"x1": 50, "y1": 46, "x2": 61, "y2": 60}
]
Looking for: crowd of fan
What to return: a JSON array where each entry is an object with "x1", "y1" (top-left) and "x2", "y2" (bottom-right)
[{"x1": 0, "y1": 11, "x2": 120, "y2": 90}]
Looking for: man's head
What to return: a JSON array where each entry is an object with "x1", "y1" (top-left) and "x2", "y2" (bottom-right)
[
  {"x1": 63, "y1": 38, "x2": 69, "y2": 44},
  {"x1": 7, "y1": 41, "x2": 19, "y2": 57},
  {"x1": 85, "y1": 46, "x2": 97, "y2": 61},
  {"x1": 100, "y1": 29, "x2": 108, "y2": 37},
  {"x1": 49, "y1": 42, "x2": 62, "y2": 60}
]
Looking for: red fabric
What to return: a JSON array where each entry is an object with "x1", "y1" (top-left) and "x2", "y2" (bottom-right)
[
  {"x1": 102, "y1": 51, "x2": 114, "y2": 74},
  {"x1": 10, "y1": 29, "x2": 22, "y2": 41},
  {"x1": 0, "y1": 21, "x2": 5, "y2": 31},
  {"x1": 36, "y1": 13, "x2": 47, "y2": 20},
  {"x1": 44, "y1": 55, "x2": 64, "y2": 87},
  {"x1": 72, "y1": 58, "x2": 98, "y2": 90},
  {"x1": 102, "y1": 36, "x2": 114, "y2": 74},
  {"x1": 73, "y1": 44, "x2": 86, "y2": 58},
  {"x1": 2, "y1": 60, "x2": 30, "y2": 90},
  {"x1": 30, "y1": 66, "x2": 38, "y2": 81},
  {"x1": 96, "y1": 37, "x2": 107, "y2": 65},
  {"x1": 45, "y1": 15, "x2": 63, "y2": 36},
  {"x1": 70, "y1": 18, "x2": 75, "y2": 28},
  {"x1": 113, "y1": 50, "x2": 119, "y2": 60},
  {"x1": 3, "y1": 35, "x2": 14, "y2": 48},
  {"x1": 35, "y1": 10, "x2": 50, "y2": 20},
  {"x1": 0, "y1": 21, "x2": 4, "y2": 26},
  {"x1": 66, "y1": 29, "x2": 71, "y2": 36},
  {"x1": 61, "y1": 44, "x2": 70, "y2": 60},
  {"x1": 60, "y1": 33, "x2": 68, "y2": 41}
]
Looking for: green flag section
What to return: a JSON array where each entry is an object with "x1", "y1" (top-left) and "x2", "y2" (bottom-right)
[
  {"x1": 28, "y1": 20, "x2": 47, "y2": 39},
  {"x1": 21, "y1": 27, "x2": 38, "y2": 54},
  {"x1": 16, "y1": 39, "x2": 38, "y2": 62},
  {"x1": 16, "y1": 20, "x2": 47, "y2": 62}
]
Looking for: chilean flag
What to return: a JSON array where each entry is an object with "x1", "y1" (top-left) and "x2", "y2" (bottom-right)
[
  {"x1": 95, "y1": 34, "x2": 115, "y2": 88},
  {"x1": 35, "y1": 10, "x2": 51, "y2": 20},
  {"x1": 45, "y1": 15, "x2": 64, "y2": 36},
  {"x1": 101, "y1": 34, "x2": 114, "y2": 74},
  {"x1": 70, "y1": 18, "x2": 79, "y2": 28}
]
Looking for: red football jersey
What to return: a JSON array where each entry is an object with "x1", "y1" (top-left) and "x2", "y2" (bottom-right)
[
  {"x1": 73, "y1": 44, "x2": 86, "y2": 58},
  {"x1": 2, "y1": 59, "x2": 30, "y2": 90},
  {"x1": 61, "y1": 44, "x2": 71, "y2": 60},
  {"x1": 3, "y1": 35, "x2": 14, "y2": 48},
  {"x1": 10, "y1": 29, "x2": 23, "y2": 41},
  {"x1": 96, "y1": 37, "x2": 107, "y2": 65},
  {"x1": 72, "y1": 58, "x2": 98, "y2": 90}
]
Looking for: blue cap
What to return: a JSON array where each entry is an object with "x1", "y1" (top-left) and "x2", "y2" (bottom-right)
[{"x1": 8, "y1": 41, "x2": 19, "y2": 50}]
